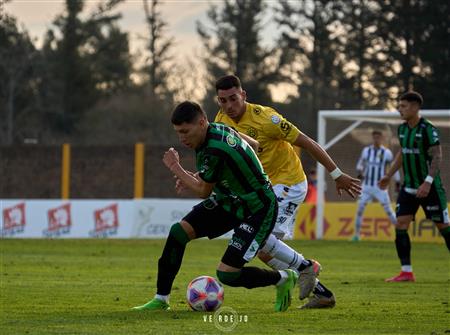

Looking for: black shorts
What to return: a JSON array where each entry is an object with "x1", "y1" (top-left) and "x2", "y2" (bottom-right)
[
  {"x1": 396, "y1": 185, "x2": 449, "y2": 223},
  {"x1": 183, "y1": 197, "x2": 277, "y2": 268}
]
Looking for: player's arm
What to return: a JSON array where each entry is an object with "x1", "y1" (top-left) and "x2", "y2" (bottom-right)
[
  {"x1": 416, "y1": 145, "x2": 442, "y2": 198},
  {"x1": 163, "y1": 148, "x2": 214, "y2": 198},
  {"x1": 356, "y1": 149, "x2": 366, "y2": 180},
  {"x1": 293, "y1": 132, "x2": 361, "y2": 198},
  {"x1": 378, "y1": 151, "x2": 402, "y2": 190},
  {"x1": 238, "y1": 132, "x2": 259, "y2": 152}
]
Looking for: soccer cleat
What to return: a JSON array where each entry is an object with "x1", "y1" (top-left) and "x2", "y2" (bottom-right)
[
  {"x1": 351, "y1": 235, "x2": 360, "y2": 242},
  {"x1": 385, "y1": 271, "x2": 415, "y2": 282},
  {"x1": 299, "y1": 293, "x2": 336, "y2": 309},
  {"x1": 275, "y1": 269, "x2": 298, "y2": 312},
  {"x1": 132, "y1": 298, "x2": 170, "y2": 311},
  {"x1": 298, "y1": 259, "x2": 322, "y2": 300}
]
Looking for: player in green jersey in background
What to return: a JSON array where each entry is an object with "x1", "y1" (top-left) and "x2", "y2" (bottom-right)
[
  {"x1": 133, "y1": 101, "x2": 299, "y2": 312},
  {"x1": 379, "y1": 91, "x2": 450, "y2": 282}
]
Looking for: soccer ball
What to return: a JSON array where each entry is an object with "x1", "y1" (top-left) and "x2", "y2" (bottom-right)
[{"x1": 186, "y1": 275, "x2": 224, "y2": 311}]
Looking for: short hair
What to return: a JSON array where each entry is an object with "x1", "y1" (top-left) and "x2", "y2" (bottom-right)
[
  {"x1": 399, "y1": 91, "x2": 423, "y2": 106},
  {"x1": 215, "y1": 75, "x2": 242, "y2": 92},
  {"x1": 372, "y1": 130, "x2": 382, "y2": 136},
  {"x1": 171, "y1": 101, "x2": 206, "y2": 125}
]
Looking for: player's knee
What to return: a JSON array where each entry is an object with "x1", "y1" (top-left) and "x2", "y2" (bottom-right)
[
  {"x1": 257, "y1": 250, "x2": 272, "y2": 263},
  {"x1": 216, "y1": 270, "x2": 241, "y2": 287},
  {"x1": 169, "y1": 222, "x2": 190, "y2": 245}
]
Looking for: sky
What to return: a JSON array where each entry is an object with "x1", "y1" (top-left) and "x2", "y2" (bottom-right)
[
  {"x1": 4, "y1": 0, "x2": 211, "y2": 57},
  {"x1": 3, "y1": 0, "x2": 292, "y2": 101}
]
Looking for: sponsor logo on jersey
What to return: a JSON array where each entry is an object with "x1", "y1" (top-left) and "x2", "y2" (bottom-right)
[
  {"x1": 271, "y1": 115, "x2": 280, "y2": 124},
  {"x1": 239, "y1": 223, "x2": 254, "y2": 234},
  {"x1": 402, "y1": 148, "x2": 420, "y2": 154},
  {"x1": 44, "y1": 203, "x2": 72, "y2": 237},
  {"x1": 90, "y1": 203, "x2": 119, "y2": 237},
  {"x1": 253, "y1": 106, "x2": 262, "y2": 115},
  {"x1": 229, "y1": 237, "x2": 245, "y2": 250},
  {"x1": 1, "y1": 202, "x2": 26, "y2": 236},
  {"x1": 283, "y1": 202, "x2": 298, "y2": 216},
  {"x1": 426, "y1": 205, "x2": 439, "y2": 211}
]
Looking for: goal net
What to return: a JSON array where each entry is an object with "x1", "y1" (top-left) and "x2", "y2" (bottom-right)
[{"x1": 315, "y1": 110, "x2": 450, "y2": 239}]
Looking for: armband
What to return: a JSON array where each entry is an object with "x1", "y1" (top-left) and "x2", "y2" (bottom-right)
[{"x1": 330, "y1": 168, "x2": 343, "y2": 180}]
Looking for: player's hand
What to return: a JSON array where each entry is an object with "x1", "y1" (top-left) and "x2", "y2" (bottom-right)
[
  {"x1": 416, "y1": 181, "x2": 431, "y2": 198},
  {"x1": 335, "y1": 173, "x2": 361, "y2": 198},
  {"x1": 378, "y1": 175, "x2": 390, "y2": 190},
  {"x1": 175, "y1": 177, "x2": 188, "y2": 194},
  {"x1": 163, "y1": 148, "x2": 180, "y2": 172}
]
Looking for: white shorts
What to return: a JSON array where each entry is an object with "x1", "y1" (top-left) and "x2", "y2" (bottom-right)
[
  {"x1": 358, "y1": 185, "x2": 392, "y2": 207},
  {"x1": 272, "y1": 181, "x2": 308, "y2": 240}
]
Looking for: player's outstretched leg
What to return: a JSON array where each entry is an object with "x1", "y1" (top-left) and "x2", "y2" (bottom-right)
[
  {"x1": 132, "y1": 297, "x2": 170, "y2": 311},
  {"x1": 258, "y1": 234, "x2": 320, "y2": 299},
  {"x1": 275, "y1": 269, "x2": 299, "y2": 312},
  {"x1": 132, "y1": 222, "x2": 190, "y2": 311},
  {"x1": 216, "y1": 267, "x2": 298, "y2": 312}
]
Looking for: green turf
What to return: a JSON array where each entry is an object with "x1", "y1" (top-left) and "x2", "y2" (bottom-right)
[{"x1": 1, "y1": 239, "x2": 449, "y2": 335}]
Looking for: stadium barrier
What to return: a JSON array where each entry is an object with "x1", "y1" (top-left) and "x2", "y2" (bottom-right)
[
  {"x1": 1, "y1": 199, "x2": 446, "y2": 242},
  {"x1": 294, "y1": 202, "x2": 446, "y2": 243}
]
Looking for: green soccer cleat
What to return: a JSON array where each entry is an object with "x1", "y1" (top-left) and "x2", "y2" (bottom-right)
[
  {"x1": 275, "y1": 269, "x2": 298, "y2": 312},
  {"x1": 132, "y1": 298, "x2": 170, "y2": 311}
]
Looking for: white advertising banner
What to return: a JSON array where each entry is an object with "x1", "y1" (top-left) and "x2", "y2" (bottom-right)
[{"x1": 1, "y1": 198, "x2": 232, "y2": 239}]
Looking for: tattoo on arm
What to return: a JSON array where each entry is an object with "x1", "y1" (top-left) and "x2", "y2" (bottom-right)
[{"x1": 428, "y1": 145, "x2": 442, "y2": 178}]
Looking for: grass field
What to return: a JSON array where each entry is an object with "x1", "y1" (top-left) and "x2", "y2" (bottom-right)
[{"x1": 1, "y1": 239, "x2": 449, "y2": 335}]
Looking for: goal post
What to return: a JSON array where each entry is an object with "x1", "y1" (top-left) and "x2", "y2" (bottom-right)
[{"x1": 315, "y1": 110, "x2": 450, "y2": 240}]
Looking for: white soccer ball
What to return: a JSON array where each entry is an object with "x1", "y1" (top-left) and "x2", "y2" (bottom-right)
[{"x1": 186, "y1": 275, "x2": 224, "y2": 311}]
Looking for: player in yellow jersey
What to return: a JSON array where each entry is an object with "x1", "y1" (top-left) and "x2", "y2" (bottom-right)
[{"x1": 214, "y1": 75, "x2": 361, "y2": 308}]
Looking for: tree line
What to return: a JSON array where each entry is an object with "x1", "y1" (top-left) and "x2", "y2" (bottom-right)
[{"x1": 1, "y1": 0, "x2": 449, "y2": 145}]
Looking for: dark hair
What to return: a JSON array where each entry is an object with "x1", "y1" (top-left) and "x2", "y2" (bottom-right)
[
  {"x1": 215, "y1": 75, "x2": 242, "y2": 92},
  {"x1": 399, "y1": 91, "x2": 423, "y2": 106},
  {"x1": 372, "y1": 130, "x2": 382, "y2": 136},
  {"x1": 171, "y1": 101, "x2": 206, "y2": 125}
]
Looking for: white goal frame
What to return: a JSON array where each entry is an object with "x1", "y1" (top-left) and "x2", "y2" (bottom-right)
[{"x1": 315, "y1": 109, "x2": 450, "y2": 240}]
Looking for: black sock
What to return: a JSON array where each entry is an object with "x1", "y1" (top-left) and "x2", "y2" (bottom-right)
[
  {"x1": 313, "y1": 280, "x2": 333, "y2": 298},
  {"x1": 439, "y1": 226, "x2": 450, "y2": 251},
  {"x1": 395, "y1": 229, "x2": 411, "y2": 266},
  {"x1": 298, "y1": 259, "x2": 312, "y2": 272},
  {"x1": 156, "y1": 224, "x2": 189, "y2": 295},
  {"x1": 219, "y1": 267, "x2": 281, "y2": 289}
]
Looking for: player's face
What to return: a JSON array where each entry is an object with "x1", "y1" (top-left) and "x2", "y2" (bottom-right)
[
  {"x1": 372, "y1": 133, "x2": 382, "y2": 146},
  {"x1": 398, "y1": 100, "x2": 419, "y2": 121},
  {"x1": 173, "y1": 117, "x2": 207, "y2": 149},
  {"x1": 217, "y1": 87, "x2": 247, "y2": 121}
]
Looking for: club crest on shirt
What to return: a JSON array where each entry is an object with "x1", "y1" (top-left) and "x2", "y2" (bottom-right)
[{"x1": 226, "y1": 134, "x2": 237, "y2": 147}]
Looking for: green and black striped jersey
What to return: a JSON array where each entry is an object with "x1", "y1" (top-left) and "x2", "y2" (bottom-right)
[
  {"x1": 398, "y1": 117, "x2": 442, "y2": 189},
  {"x1": 196, "y1": 123, "x2": 275, "y2": 220}
]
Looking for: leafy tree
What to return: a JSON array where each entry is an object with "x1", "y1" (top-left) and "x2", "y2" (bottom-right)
[
  {"x1": 197, "y1": 0, "x2": 289, "y2": 115},
  {"x1": 274, "y1": 0, "x2": 345, "y2": 137},
  {"x1": 39, "y1": 0, "x2": 130, "y2": 135},
  {"x1": 0, "y1": 13, "x2": 39, "y2": 144},
  {"x1": 377, "y1": 0, "x2": 450, "y2": 107},
  {"x1": 141, "y1": 0, "x2": 175, "y2": 100}
]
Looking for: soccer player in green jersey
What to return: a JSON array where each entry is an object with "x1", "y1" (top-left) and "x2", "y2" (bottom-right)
[
  {"x1": 379, "y1": 91, "x2": 450, "y2": 282},
  {"x1": 133, "y1": 101, "x2": 298, "y2": 312}
]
